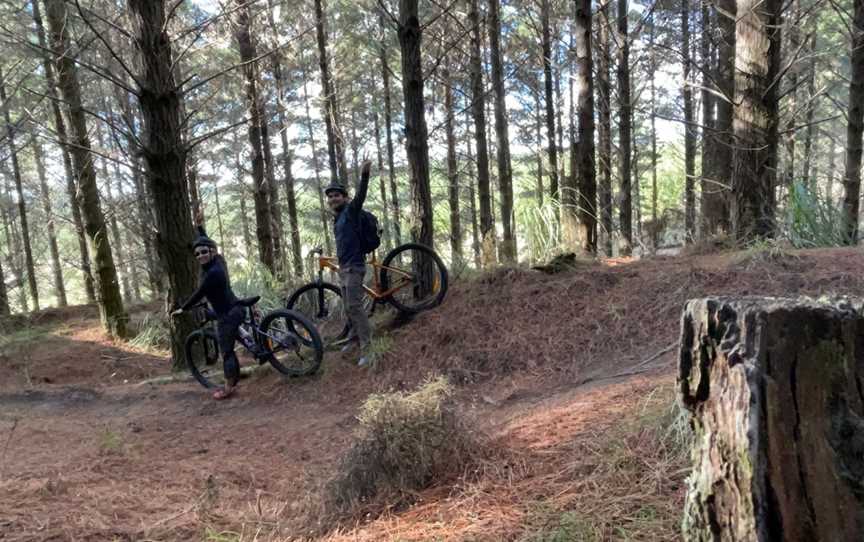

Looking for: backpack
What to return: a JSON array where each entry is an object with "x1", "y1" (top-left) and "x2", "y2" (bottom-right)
[{"x1": 358, "y1": 210, "x2": 382, "y2": 254}]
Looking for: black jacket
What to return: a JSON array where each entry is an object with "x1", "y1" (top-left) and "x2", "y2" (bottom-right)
[
  {"x1": 181, "y1": 228, "x2": 238, "y2": 316},
  {"x1": 333, "y1": 168, "x2": 371, "y2": 268}
]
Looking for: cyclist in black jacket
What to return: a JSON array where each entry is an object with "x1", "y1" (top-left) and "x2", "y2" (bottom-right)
[
  {"x1": 324, "y1": 160, "x2": 373, "y2": 366},
  {"x1": 171, "y1": 219, "x2": 242, "y2": 400}
]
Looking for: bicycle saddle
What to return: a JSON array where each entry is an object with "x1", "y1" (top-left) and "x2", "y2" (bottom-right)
[{"x1": 236, "y1": 296, "x2": 261, "y2": 307}]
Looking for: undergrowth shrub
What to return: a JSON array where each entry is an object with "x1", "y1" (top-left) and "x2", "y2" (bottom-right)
[
  {"x1": 129, "y1": 311, "x2": 170, "y2": 351},
  {"x1": 785, "y1": 181, "x2": 846, "y2": 248},
  {"x1": 325, "y1": 376, "x2": 484, "y2": 518}
]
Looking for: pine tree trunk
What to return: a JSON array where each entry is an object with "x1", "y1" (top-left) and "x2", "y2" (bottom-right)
[
  {"x1": 617, "y1": 0, "x2": 633, "y2": 255},
  {"x1": 397, "y1": 0, "x2": 436, "y2": 298},
  {"x1": 116, "y1": 173, "x2": 141, "y2": 301},
  {"x1": 127, "y1": 0, "x2": 199, "y2": 358},
  {"x1": 465, "y1": 111, "x2": 482, "y2": 269},
  {"x1": 732, "y1": 0, "x2": 781, "y2": 241},
  {"x1": 1, "y1": 183, "x2": 26, "y2": 312},
  {"x1": 679, "y1": 296, "x2": 864, "y2": 541},
  {"x1": 554, "y1": 30, "x2": 566, "y2": 191},
  {"x1": 31, "y1": 0, "x2": 94, "y2": 303},
  {"x1": 649, "y1": 12, "x2": 660, "y2": 249},
  {"x1": 282, "y1": 151, "x2": 303, "y2": 277},
  {"x1": 781, "y1": 0, "x2": 800, "y2": 200},
  {"x1": 98, "y1": 125, "x2": 132, "y2": 304},
  {"x1": 46, "y1": 0, "x2": 126, "y2": 336},
  {"x1": 301, "y1": 56, "x2": 333, "y2": 255},
  {"x1": 488, "y1": 0, "x2": 515, "y2": 263},
  {"x1": 443, "y1": 67, "x2": 463, "y2": 268},
  {"x1": 0, "y1": 251, "x2": 8, "y2": 316},
  {"x1": 238, "y1": 164, "x2": 254, "y2": 260},
  {"x1": 0, "y1": 68, "x2": 40, "y2": 312},
  {"x1": 598, "y1": 0, "x2": 613, "y2": 256},
  {"x1": 541, "y1": 0, "x2": 560, "y2": 204},
  {"x1": 700, "y1": 1, "x2": 724, "y2": 237},
  {"x1": 827, "y1": 141, "x2": 837, "y2": 206},
  {"x1": 534, "y1": 89, "x2": 545, "y2": 207},
  {"x1": 802, "y1": 35, "x2": 817, "y2": 191},
  {"x1": 234, "y1": 0, "x2": 275, "y2": 273},
  {"x1": 682, "y1": 0, "x2": 696, "y2": 242},
  {"x1": 397, "y1": 0, "x2": 434, "y2": 252},
  {"x1": 844, "y1": 0, "x2": 864, "y2": 244},
  {"x1": 574, "y1": 0, "x2": 596, "y2": 254},
  {"x1": 32, "y1": 138, "x2": 67, "y2": 307},
  {"x1": 113, "y1": 80, "x2": 161, "y2": 297},
  {"x1": 469, "y1": 0, "x2": 496, "y2": 267},
  {"x1": 565, "y1": 28, "x2": 580, "y2": 252},
  {"x1": 265, "y1": 1, "x2": 299, "y2": 275},
  {"x1": 380, "y1": 19, "x2": 403, "y2": 245},
  {"x1": 262, "y1": 117, "x2": 284, "y2": 271},
  {"x1": 372, "y1": 104, "x2": 393, "y2": 251},
  {"x1": 713, "y1": 0, "x2": 735, "y2": 233},
  {"x1": 316, "y1": 0, "x2": 343, "y2": 185}
]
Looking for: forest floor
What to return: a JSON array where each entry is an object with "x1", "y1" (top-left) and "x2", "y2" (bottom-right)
[{"x1": 2, "y1": 246, "x2": 863, "y2": 541}]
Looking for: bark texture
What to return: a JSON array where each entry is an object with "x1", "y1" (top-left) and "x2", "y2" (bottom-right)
[
  {"x1": 732, "y1": 0, "x2": 781, "y2": 240},
  {"x1": 679, "y1": 296, "x2": 864, "y2": 541},
  {"x1": 128, "y1": 0, "x2": 198, "y2": 357},
  {"x1": 843, "y1": 0, "x2": 864, "y2": 243},
  {"x1": 47, "y1": 0, "x2": 126, "y2": 336}
]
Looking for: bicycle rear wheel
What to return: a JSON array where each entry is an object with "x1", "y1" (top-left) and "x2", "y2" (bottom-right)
[
  {"x1": 286, "y1": 282, "x2": 351, "y2": 345},
  {"x1": 380, "y1": 243, "x2": 449, "y2": 314},
  {"x1": 259, "y1": 309, "x2": 324, "y2": 376},
  {"x1": 185, "y1": 329, "x2": 223, "y2": 389}
]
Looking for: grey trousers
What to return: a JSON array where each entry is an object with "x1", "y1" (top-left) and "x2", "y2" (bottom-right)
[{"x1": 339, "y1": 266, "x2": 371, "y2": 348}]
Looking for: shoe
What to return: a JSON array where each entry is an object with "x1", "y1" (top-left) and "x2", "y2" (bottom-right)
[
  {"x1": 341, "y1": 340, "x2": 359, "y2": 354},
  {"x1": 357, "y1": 350, "x2": 375, "y2": 367}
]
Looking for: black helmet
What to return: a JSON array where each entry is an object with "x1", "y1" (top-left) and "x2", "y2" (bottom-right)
[
  {"x1": 324, "y1": 181, "x2": 347, "y2": 196},
  {"x1": 192, "y1": 226, "x2": 217, "y2": 250}
]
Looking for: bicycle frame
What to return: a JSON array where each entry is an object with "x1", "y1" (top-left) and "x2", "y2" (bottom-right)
[
  {"x1": 313, "y1": 251, "x2": 414, "y2": 301},
  {"x1": 190, "y1": 301, "x2": 276, "y2": 359}
]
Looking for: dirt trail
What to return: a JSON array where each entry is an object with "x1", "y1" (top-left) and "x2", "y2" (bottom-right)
[{"x1": 1, "y1": 247, "x2": 862, "y2": 541}]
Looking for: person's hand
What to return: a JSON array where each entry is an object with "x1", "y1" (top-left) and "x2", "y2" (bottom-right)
[
  {"x1": 361, "y1": 159, "x2": 372, "y2": 178},
  {"x1": 170, "y1": 308, "x2": 183, "y2": 318}
]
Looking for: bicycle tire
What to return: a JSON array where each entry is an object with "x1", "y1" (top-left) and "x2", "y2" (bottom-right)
[
  {"x1": 380, "y1": 243, "x2": 449, "y2": 314},
  {"x1": 259, "y1": 309, "x2": 324, "y2": 376},
  {"x1": 286, "y1": 282, "x2": 352, "y2": 345},
  {"x1": 184, "y1": 329, "x2": 222, "y2": 389}
]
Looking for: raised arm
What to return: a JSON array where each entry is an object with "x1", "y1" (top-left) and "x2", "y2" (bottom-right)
[{"x1": 350, "y1": 160, "x2": 373, "y2": 212}]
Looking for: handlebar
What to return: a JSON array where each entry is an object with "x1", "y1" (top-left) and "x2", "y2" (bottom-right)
[{"x1": 309, "y1": 246, "x2": 323, "y2": 257}]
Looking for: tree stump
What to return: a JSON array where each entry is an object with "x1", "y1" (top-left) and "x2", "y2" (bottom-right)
[{"x1": 678, "y1": 297, "x2": 864, "y2": 541}]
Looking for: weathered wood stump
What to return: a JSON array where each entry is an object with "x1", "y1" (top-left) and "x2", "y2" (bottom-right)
[{"x1": 678, "y1": 297, "x2": 864, "y2": 541}]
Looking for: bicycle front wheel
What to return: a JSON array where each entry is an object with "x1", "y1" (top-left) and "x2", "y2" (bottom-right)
[
  {"x1": 259, "y1": 309, "x2": 324, "y2": 376},
  {"x1": 380, "y1": 243, "x2": 449, "y2": 314},
  {"x1": 285, "y1": 282, "x2": 351, "y2": 345},
  {"x1": 184, "y1": 329, "x2": 223, "y2": 389}
]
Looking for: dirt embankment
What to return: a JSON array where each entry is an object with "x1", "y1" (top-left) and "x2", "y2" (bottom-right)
[{"x1": 1, "y1": 247, "x2": 861, "y2": 541}]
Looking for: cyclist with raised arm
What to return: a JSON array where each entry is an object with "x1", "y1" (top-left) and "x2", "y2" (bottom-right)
[
  {"x1": 324, "y1": 160, "x2": 374, "y2": 367},
  {"x1": 171, "y1": 215, "x2": 243, "y2": 399}
]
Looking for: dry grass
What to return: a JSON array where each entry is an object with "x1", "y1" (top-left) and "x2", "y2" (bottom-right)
[
  {"x1": 324, "y1": 377, "x2": 488, "y2": 523},
  {"x1": 323, "y1": 374, "x2": 689, "y2": 542}
]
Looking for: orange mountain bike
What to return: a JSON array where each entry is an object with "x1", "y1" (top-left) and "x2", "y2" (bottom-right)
[{"x1": 286, "y1": 243, "x2": 448, "y2": 345}]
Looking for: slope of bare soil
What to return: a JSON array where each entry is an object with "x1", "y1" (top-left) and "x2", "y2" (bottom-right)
[{"x1": 0, "y1": 247, "x2": 861, "y2": 541}]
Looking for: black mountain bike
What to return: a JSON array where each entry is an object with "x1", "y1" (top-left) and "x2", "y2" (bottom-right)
[
  {"x1": 182, "y1": 296, "x2": 323, "y2": 389},
  {"x1": 285, "y1": 243, "x2": 448, "y2": 346}
]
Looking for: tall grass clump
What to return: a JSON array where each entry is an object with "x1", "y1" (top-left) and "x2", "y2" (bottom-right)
[
  {"x1": 230, "y1": 261, "x2": 300, "y2": 312},
  {"x1": 325, "y1": 376, "x2": 485, "y2": 519},
  {"x1": 785, "y1": 181, "x2": 846, "y2": 248},
  {"x1": 518, "y1": 198, "x2": 562, "y2": 264}
]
